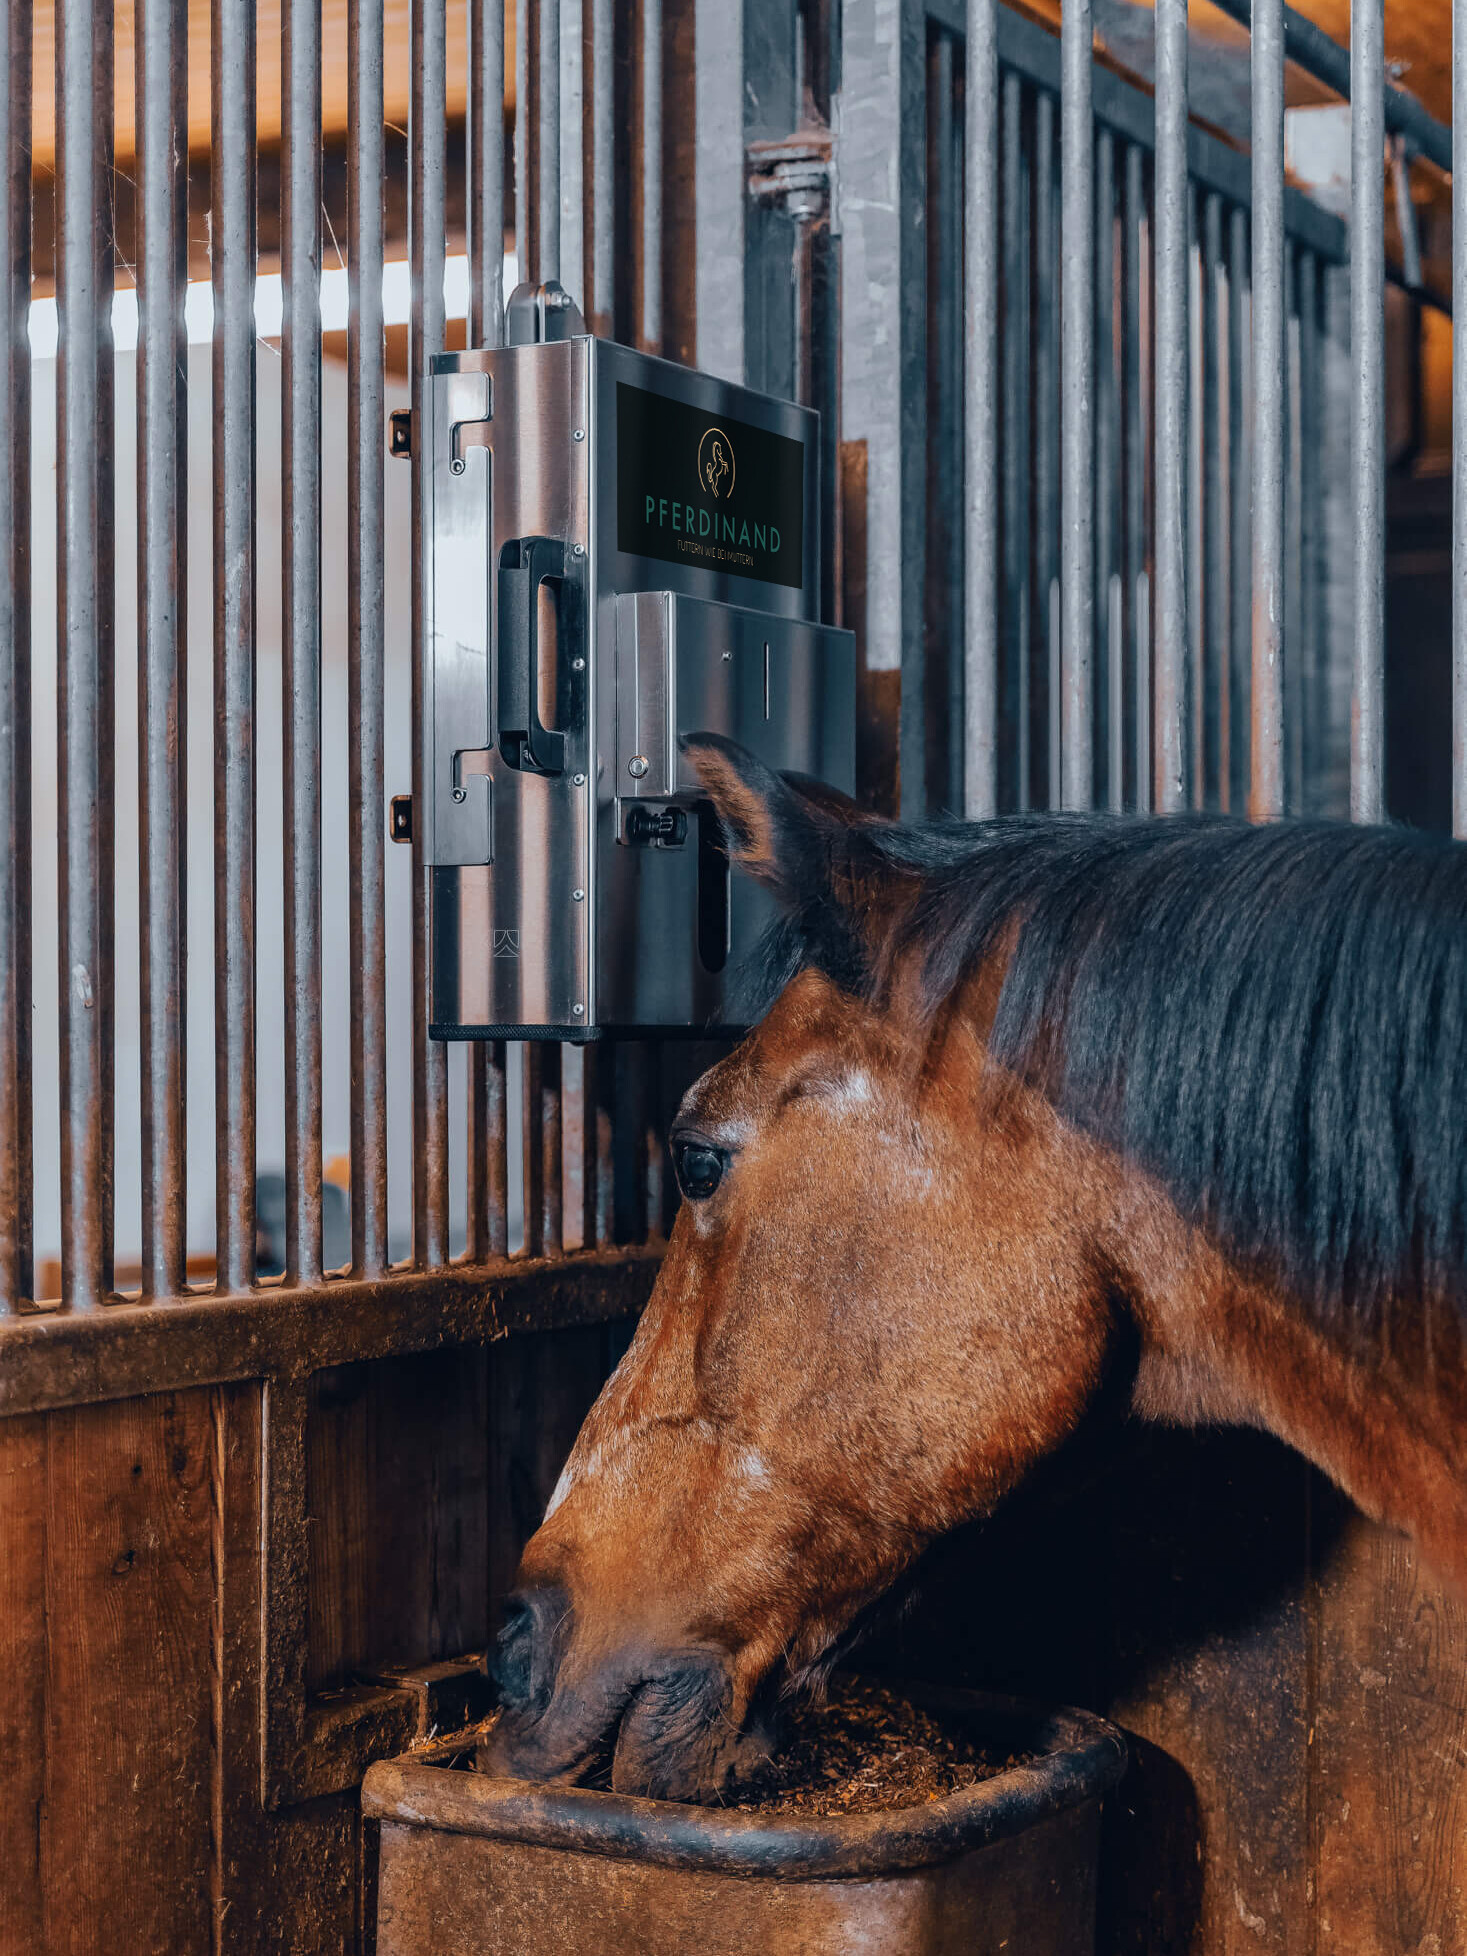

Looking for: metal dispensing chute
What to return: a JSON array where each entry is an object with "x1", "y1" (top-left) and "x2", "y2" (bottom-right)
[{"x1": 412, "y1": 282, "x2": 856, "y2": 1040}]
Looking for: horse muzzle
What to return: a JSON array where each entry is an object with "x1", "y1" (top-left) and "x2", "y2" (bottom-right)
[{"x1": 483, "y1": 1588, "x2": 772, "y2": 1802}]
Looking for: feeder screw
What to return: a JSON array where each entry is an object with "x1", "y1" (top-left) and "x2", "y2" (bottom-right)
[
  {"x1": 452, "y1": 787, "x2": 466, "y2": 802},
  {"x1": 628, "y1": 754, "x2": 649, "y2": 778},
  {"x1": 572, "y1": 657, "x2": 585, "y2": 671},
  {"x1": 573, "y1": 1003, "x2": 585, "y2": 1016},
  {"x1": 572, "y1": 772, "x2": 586, "y2": 785},
  {"x1": 571, "y1": 542, "x2": 585, "y2": 557},
  {"x1": 573, "y1": 888, "x2": 585, "y2": 902},
  {"x1": 572, "y1": 428, "x2": 585, "y2": 442}
]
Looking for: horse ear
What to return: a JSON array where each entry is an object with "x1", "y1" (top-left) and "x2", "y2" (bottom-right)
[{"x1": 680, "y1": 733, "x2": 877, "y2": 910}]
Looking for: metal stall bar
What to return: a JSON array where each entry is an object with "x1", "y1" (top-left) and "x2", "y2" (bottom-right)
[
  {"x1": 1350, "y1": 0, "x2": 1385, "y2": 823},
  {"x1": 136, "y1": 0, "x2": 190, "y2": 1300},
  {"x1": 1153, "y1": 0, "x2": 1188, "y2": 815},
  {"x1": 56, "y1": 0, "x2": 117, "y2": 1308},
  {"x1": 1210, "y1": 0, "x2": 1450, "y2": 177},
  {"x1": 963, "y1": 0, "x2": 999, "y2": 819},
  {"x1": 1201, "y1": 190, "x2": 1226, "y2": 810},
  {"x1": 589, "y1": 0, "x2": 614, "y2": 332},
  {"x1": 1456, "y1": 0, "x2": 1467, "y2": 839},
  {"x1": 1059, "y1": 0, "x2": 1094, "y2": 811},
  {"x1": 1095, "y1": 126, "x2": 1118, "y2": 811},
  {"x1": 538, "y1": 0, "x2": 562, "y2": 284},
  {"x1": 411, "y1": 0, "x2": 451, "y2": 1267},
  {"x1": 1228, "y1": 204, "x2": 1250, "y2": 815},
  {"x1": 1250, "y1": 0, "x2": 1286, "y2": 820},
  {"x1": 641, "y1": 0, "x2": 664, "y2": 352},
  {"x1": 1034, "y1": 88, "x2": 1059, "y2": 805},
  {"x1": 213, "y1": 0, "x2": 258, "y2": 1293},
  {"x1": 282, "y1": 0, "x2": 325, "y2": 1285},
  {"x1": 1002, "y1": 71, "x2": 1030, "y2": 809},
  {"x1": 1123, "y1": 139, "x2": 1147, "y2": 814},
  {"x1": 348, "y1": 0, "x2": 390, "y2": 1276},
  {"x1": 516, "y1": 0, "x2": 530, "y2": 274},
  {"x1": 561, "y1": 0, "x2": 584, "y2": 303},
  {"x1": 0, "y1": 0, "x2": 32, "y2": 1311},
  {"x1": 468, "y1": 0, "x2": 509, "y2": 1261},
  {"x1": 695, "y1": 0, "x2": 746, "y2": 383}
]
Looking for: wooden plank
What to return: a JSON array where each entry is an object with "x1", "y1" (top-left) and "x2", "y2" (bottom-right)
[
  {"x1": 0, "y1": 1414, "x2": 47, "y2": 1952},
  {"x1": 307, "y1": 1349, "x2": 492, "y2": 1692},
  {"x1": 1312, "y1": 1505, "x2": 1467, "y2": 1956},
  {"x1": 487, "y1": 1326, "x2": 619, "y2": 1611},
  {"x1": 38, "y1": 1390, "x2": 218, "y2": 1955}
]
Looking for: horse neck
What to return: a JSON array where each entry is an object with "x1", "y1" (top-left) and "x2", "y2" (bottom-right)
[{"x1": 1115, "y1": 1176, "x2": 1467, "y2": 1594}]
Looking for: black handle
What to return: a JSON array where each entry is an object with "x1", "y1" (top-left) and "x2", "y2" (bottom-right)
[{"x1": 496, "y1": 535, "x2": 569, "y2": 775}]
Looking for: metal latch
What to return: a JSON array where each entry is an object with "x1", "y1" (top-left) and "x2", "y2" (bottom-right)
[
  {"x1": 626, "y1": 805, "x2": 688, "y2": 848},
  {"x1": 388, "y1": 409, "x2": 413, "y2": 459},
  {"x1": 389, "y1": 794, "x2": 413, "y2": 843},
  {"x1": 746, "y1": 127, "x2": 834, "y2": 223}
]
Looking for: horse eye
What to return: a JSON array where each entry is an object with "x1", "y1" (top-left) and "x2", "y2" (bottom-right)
[{"x1": 673, "y1": 1141, "x2": 727, "y2": 1201}]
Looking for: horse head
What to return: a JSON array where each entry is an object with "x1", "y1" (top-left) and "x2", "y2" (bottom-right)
[{"x1": 483, "y1": 739, "x2": 1127, "y2": 1800}]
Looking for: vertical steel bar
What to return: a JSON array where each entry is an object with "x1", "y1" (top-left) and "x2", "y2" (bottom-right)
[
  {"x1": 1228, "y1": 204, "x2": 1250, "y2": 815},
  {"x1": 1094, "y1": 126, "x2": 1116, "y2": 810},
  {"x1": 412, "y1": 0, "x2": 451, "y2": 1266},
  {"x1": 468, "y1": 0, "x2": 509, "y2": 1258},
  {"x1": 213, "y1": 0, "x2": 258, "y2": 1293},
  {"x1": 470, "y1": 0, "x2": 507, "y2": 342},
  {"x1": 641, "y1": 0, "x2": 663, "y2": 352},
  {"x1": 560, "y1": 0, "x2": 584, "y2": 304},
  {"x1": 1250, "y1": 0, "x2": 1286, "y2": 821},
  {"x1": 540, "y1": 1043, "x2": 563, "y2": 1256},
  {"x1": 590, "y1": 0, "x2": 613, "y2": 331},
  {"x1": 963, "y1": 0, "x2": 998, "y2": 818},
  {"x1": 1002, "y1": 71, "x2": 1030, "y2": 810},
  {"x1": 516, "y1": 0, "x2": 531, "y2": 279},
  {"x1": 1455, "y1": 0, "x2": 1467, "y2": 837},
  {"x1": 349, "y1": 0, "x2": 390, "y2": 1276},
  {"x1": 1153, "y1": 0, "x2": 1188, "y2": 815},
  {"x1": 0, "y1": 0, "x2": 33, "y2": 1311},
  {"x1": 694, "y1": 0, "x2": 745, "y2": 381},
  {"x1": 537, "y1": 0, "x2": 561, "y2": 284},
  {"x1": 1298, "y1": 248, "x2": 1320, "y2": 810},
  {"x1": 282, "y1": 0, "x2": 324, "y2": 1286},
  {"x1": 1122, "y1": 140, "x2": 1145, "y2": 813},
  {"x1": 521, "y1": 1045, "x2": 545, "y2": 1257},
  {"x1": 137, "y1": 0, "x2": 190, "y2": 1300},
  {"x1": 1202, "y1": 190, "x2": 1225, "y2": 811},
  {"x1": 1350, "y1": 0, "x2": 1385, "y2": 822},
  {"x1": 1034, "y1": 88, "x2": 1059, "y2": 807},
  {"x1": 57, "y1": 0, "x2": 117, "y2": 1309},
  {"x1": 1059, "y1": 0, "x2": 1094, "y2": 810}
]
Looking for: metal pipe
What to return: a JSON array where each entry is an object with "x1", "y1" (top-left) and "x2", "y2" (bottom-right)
[
  {"x1": 0, "y1": 0, "x2": 33, "y2": 1311},
  {"x1": 963, "y1": 0, "x2": 998, "y2": 819},
  {"x1": 537, "y1": 0, "x2": 561, "y2": 285},
  {"x1": 213, "y1": 0, "x2": 258, "y2": 1293},
  {"x1": 1350, "y1": 0, "x2": 1385, "y2": 823},
  {"x1": 591, "y1": 0, "x2": 614, "y2": 331},
  {"x1": 1298, "y1": 248, "x2": 1320, "y2": 810},
  {"x1": 348, "y1": 0, "x2": 390, "y2": 1276},
  {"x1": 1228, "y1": 203, "x2": 1250, "y2": 816},
  {"x1": 470, "y1": 0, "x2": 507, "y2": 343},
  {"x1": 136, "y1": 0, "x2": 190, "y2": 1301},
  {"x1": 1153, "y1": 0, "x2": 1188, "y2": 815},
  {"x1": 641, "y1": 0, "x2": 663, "y2": 352},
  {"x1": 468, "y1": 0, "x2": 509, "y2": 1259},
  {"x1": 1002, "y1": 71, "x2": 1031, "y2": 810},
  {"x1": 560, "y1": 0, "x2": 584, "y2": 305},
  {"x1": 57, "y1": 0, "x2": 117, "y2": 1308},
  {"x1": 1209, "y1": 0, "x2": 1451, "y2": 179},
  {"x1": 411, "y1": 0, "x2": 451, "y2": 1266},
  {"x1": 1456, "y1": 0, "x2": 1467, "y2": 838},
  {"x1": 1122, "y1": 140, "x2": 1145, "y2": 814},
  {"x1": 1250, "y1": 0, "x2": 1286, "y2": 821},
  {"x1": 1095, "y1": 126, "x2": 1117, "y2": 810},
  {"x1": 516, "y1": 0, "x2": 531, "y2": 279},
  {"x1": 282, "y1": 0, "x2": 324, "y2": 1286},
  {"x1": 1202, "y1": 191, "x2": 1226, "y2": 811},
  {"x1": 1034, "y1": 88, "x2": 1059, "y2": 807},
  {"x1": 1059, "y1": 0, "x2": 1094, "y2": 811}
]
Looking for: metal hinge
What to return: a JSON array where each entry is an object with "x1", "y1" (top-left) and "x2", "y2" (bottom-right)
[{"x1": 746, "y1": 127, "x2": 834, "y2": 225}]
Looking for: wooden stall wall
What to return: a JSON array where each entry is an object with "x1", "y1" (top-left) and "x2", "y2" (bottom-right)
[{"x1": 0, "y1": 1321, "x2": 630, "y2": 1956}]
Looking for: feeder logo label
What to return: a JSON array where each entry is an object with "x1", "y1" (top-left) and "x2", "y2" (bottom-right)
[{"x1": 617, "y1": 383, "x2": 804, "y2": 590}]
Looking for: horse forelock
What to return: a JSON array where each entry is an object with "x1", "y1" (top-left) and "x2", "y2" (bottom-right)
[{"x1": 751, "y1": 808, "x2": 1467, "y2": 1351}]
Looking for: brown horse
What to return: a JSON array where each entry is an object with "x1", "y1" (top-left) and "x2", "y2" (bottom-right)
[{"x1": 486, "y1": 736, "x2": 1467, "y2": 1801}]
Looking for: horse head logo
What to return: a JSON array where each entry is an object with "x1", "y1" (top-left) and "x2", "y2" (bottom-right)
[{"x1": 697, "y1": 427, "x2": 736, "y2": 500}]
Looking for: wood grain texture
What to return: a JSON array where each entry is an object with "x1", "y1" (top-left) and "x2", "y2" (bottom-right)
[
  {"x1": 0, "y1": 1415, "x2": 47, "y2": 1950},
  {"x1": 1312, "y1": 1502, "x2": 1467, "y2": 1956},
  {"x1": 307, "y1": 1350, "x2": 492, "y2": 1692},
  {"x1": 37, "y1": 1391, "x2": 218, "y2": 1956}
]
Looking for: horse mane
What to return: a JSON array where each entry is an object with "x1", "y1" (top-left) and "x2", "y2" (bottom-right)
[{"x1": 748, "y1": 812, "x2": 1467, "y2": 1336}]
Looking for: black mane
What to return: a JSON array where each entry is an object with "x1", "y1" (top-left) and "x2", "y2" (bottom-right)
[{"x1": 753, "y1": 812, "x2": 1467, "y2": 1330}]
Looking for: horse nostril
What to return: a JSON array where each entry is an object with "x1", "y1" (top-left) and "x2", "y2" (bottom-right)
[{"x1": 490, "y1": 1585, "x2": 570, "y2": 1714}]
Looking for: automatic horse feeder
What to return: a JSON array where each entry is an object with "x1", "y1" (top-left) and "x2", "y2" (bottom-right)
[{"x1": 419, "y1": 281, "x2": 856, "y2": 1040}]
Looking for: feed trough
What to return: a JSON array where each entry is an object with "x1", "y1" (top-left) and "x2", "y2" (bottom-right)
[{"x1": 362, "y1": 1683, "x2": 1127, "y2": 1956}]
